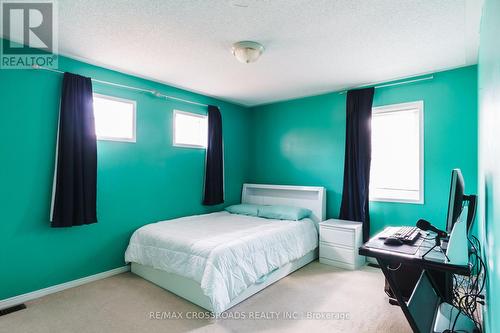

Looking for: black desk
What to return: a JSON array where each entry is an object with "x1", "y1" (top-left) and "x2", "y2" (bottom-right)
[{"x1": 359, "y1": 231, "x2": 470, "y2": 333}]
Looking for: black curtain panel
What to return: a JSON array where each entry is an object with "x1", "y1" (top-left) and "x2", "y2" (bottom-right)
[
  {"x1": 50, "y1": 72, "x2": 97, "y2": 227},
  {"x1": 339, "y1": 87, "x2": 375, "y2": 242},
  {"x1": 203, "y1": 105, "x2": 224, "y2": 205}
]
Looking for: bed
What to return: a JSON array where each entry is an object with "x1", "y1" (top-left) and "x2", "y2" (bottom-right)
[{"x1": 125, "y1": 183, "x2": 326, "y2": 313}]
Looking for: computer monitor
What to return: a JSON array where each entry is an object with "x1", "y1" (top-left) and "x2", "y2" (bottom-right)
[{"x1": 446, "y1": 169, "x2": 465, "y2": 234}]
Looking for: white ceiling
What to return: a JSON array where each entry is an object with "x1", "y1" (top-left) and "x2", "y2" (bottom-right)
[{"x1": 55, "y1": 0, "x2": 483, "y2": 106}]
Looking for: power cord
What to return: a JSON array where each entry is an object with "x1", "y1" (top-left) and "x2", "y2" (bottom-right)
[
  {"x1": 447, "y1": 233, "x2": 486, "y2": 333},
  {"x1": 386, "y1": 263, "x2": 402, "y2": 271}
]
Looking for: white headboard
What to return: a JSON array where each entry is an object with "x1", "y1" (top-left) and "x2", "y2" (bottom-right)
[{"x1": 241, "y1": 183, "x2": 326, "y2": 222}]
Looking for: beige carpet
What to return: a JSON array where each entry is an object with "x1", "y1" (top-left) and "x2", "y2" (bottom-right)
[{"x1": 0, "y1": 262, "x2": 411, "y2": 333}]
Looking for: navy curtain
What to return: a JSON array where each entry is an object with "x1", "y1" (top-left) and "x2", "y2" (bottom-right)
[
  {"x1": 339, "y1": 87, "x2": 375, "y2": 242},
  {"x1": 203, "y1": 105, "x2": 224, "y2": 205},
  {"x1": 51, "y1": 72, "x2": 97, "y2": 227}
]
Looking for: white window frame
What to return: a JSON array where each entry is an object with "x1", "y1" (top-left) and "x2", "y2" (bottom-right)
[
  {"x1": 93, "y1": 94, "x2": 136, "y2": 143},
  {"x1": 370, "y1": 100, "x2": 424, "y2": 204},
  {"x1": 172, "y1": 109, "x2": 208, "y2": 149}
]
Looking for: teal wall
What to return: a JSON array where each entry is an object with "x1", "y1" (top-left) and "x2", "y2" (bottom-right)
[
  {"x1": 250, "y1": 66, "x2": 478, "y2": 235},
  {"x1": 0, "y1": 54, "x2": 252, "y2": 299},
  {"x1": 0, "y1": 40, "x2": 484, "y2": 314},
  {"x1": 478, "y1": 0, "x2": 500, "y2": 331}
]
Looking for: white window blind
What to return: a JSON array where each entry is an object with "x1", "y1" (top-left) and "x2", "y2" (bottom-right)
[
  {"x1": 93, "y1": 94, "x2": 136, "y2": 142},
  {"x1": 173, "y1": 110, "x2": 208, "y2": 148},
  {"x1": 370, "y1": 101, "x2": 424, "y2": 203}
]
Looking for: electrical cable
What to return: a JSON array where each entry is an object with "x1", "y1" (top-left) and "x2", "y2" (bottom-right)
[
  {"x1": 448, "y1": 233, "x2": 486, "y2": 333},
  {"x1": 387, "y1": 263, "x2": 402, "y2": 271}
]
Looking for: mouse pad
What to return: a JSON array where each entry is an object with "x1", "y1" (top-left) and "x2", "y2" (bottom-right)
[{"x1": 365, "y1": 236, "x2": 425, "y2": 255}]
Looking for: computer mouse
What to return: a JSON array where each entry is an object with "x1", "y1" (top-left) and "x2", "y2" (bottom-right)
[{"x1": 384, "y1": 237, "x2": 404, "y2": 246}]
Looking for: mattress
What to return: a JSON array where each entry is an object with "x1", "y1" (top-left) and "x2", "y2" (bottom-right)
[{"x1": 124, "y1": 211, "x2": 318, "y2": 313}]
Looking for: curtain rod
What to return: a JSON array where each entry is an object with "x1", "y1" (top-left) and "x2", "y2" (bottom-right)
[
  {"x1": 338, "y1": 75, "x2": 434, "y2": 94},
  {"x1": 32, "y1": 65, "x2": 215, "y2": 108}
]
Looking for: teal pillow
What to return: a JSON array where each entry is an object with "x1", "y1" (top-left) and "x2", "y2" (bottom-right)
[
  {"x1": 225, "y1": 204, "x2": 261, "y2": 216},
  {"x1": 257, "y1": 205, "x2": 311, "y2": 221}
]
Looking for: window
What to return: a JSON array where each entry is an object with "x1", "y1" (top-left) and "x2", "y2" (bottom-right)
[
  {"x1": 370, "y1": 101, "x2": 424, "y2": 203},
  {"x1": 93, "y1": 94, "x2": 136, "y2": 142},
  {"x1": 173, "y1": 110, "x2": 208, "y2": 148}
]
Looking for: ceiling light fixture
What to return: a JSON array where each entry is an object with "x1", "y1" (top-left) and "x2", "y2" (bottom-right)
[{"x1": 231, "y1": 41, "x2": 264, "y2": 64}]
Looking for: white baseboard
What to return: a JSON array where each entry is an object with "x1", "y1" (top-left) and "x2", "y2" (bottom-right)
[{"x1": 0, "y1": 265, "x2": 130, "y2": 311}]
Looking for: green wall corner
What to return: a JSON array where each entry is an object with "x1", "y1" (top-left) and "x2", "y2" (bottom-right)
[
  {"x1": 249, "y1": 66, "x2": 478, "y2": 236},
  {"x1": 0, "y1": 53, "x2": 252, "y2": 300},
  {"x1": 477, "y1": 0, "x2": 500, "y2": 331}
]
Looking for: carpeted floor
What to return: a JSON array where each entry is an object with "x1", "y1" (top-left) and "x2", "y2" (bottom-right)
[{"x1": 0, "y1": 262, "x2": 411, "y2": 333}]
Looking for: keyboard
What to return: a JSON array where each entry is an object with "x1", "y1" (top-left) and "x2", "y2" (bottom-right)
[{"x1": 387, "y1": 226, "x2": 421, "y2": 244}]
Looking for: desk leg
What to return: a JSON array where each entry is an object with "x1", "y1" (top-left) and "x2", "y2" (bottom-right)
[{"x1": 377, "y1": 258, "x2": 421, "y2": 333}]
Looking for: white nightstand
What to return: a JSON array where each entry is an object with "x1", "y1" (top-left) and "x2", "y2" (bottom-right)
[{"x1": 319, "y1": 219, "x2": 365, "y2": 270}]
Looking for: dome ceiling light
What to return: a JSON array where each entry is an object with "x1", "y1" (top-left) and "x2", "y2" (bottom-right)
[{"x1": 231, "y1": 41, "x2": 264, "y2": 64}]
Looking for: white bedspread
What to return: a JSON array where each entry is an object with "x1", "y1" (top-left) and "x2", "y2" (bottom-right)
[{"x1": 124, "y1": 211, "x2": 318, "y2": 313}]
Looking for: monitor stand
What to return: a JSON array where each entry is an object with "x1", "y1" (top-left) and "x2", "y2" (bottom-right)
[{"x1": 446, "y1": 207, "x2": 469, "y2": 266}]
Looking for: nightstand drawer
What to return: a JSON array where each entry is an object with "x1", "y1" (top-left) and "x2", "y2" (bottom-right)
[
  {"x1": 320, "y1": 227, "x2": 354, "y2": 248},
  {"x1": 320, "y1": 244, "x2": 354, "y2": 264}
]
